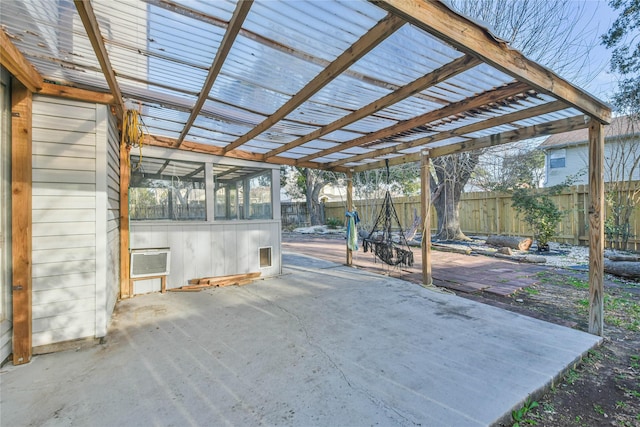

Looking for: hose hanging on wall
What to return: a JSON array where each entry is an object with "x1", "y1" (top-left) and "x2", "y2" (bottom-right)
[
  {"x1": 362, "y1": 160, "x2": 414, "y2": 268},
  {"x1": 121, "y1": 108, "x2": 148, "y2": 170}
]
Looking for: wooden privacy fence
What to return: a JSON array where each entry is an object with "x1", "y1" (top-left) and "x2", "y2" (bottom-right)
[{"x1": 322, "y1": 183, "x2": 640, "y2": 251}]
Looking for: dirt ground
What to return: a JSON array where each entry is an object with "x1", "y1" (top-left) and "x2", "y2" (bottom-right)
[{"x1": 282, "y1": 232, "x2": 640, "y2": 427}]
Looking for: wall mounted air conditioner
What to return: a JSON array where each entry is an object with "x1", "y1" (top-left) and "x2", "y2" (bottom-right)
[{"x1": 130, "y1": 248, "x2": 171, "y2": 279}]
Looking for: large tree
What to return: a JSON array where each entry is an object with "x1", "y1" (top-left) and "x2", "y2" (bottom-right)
[
  {"x1": 602, "y1": 0, "x2": 640, "y2": 249},
  {"x1": 470, "y1": 142, "x2": 546, "y2": 192},
  {"x1": 602, "y1": 0, "x2": 640, "y2": 117},
  {"x1": 432, "y1": 0, "x2": 601, "y2": 240}
]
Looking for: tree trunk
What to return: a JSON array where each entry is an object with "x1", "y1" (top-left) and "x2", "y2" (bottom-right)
[
  {"x1": 433, "y1": 183, "x2": 469, "y2": 240},
  {"x1": 430, "y1": 152, "x2": 481, "y2": 241}
]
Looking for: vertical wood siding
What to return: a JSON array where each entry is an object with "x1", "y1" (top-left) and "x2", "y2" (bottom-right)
[{"x1": 31, "y1": 96, "x2": 99, "y2": 347}]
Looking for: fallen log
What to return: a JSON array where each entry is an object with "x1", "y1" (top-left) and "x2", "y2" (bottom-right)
[
  {"x1": 486, "y1": 235, "x2": 532, "y2": 251},
  {"x1": 604, "y1": 260, "x2": 640, "y2": 280},
  {"x1": 606, "y1": 254, "x2": 640, "y2": 262},
  {"x1": 431, "y1": 243, "x2": 472, "y2": 255}
]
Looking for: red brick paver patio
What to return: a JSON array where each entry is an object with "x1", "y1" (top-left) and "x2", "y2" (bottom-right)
[{"x1": 282, "y1": 235, "x2": 546, "y2": 296}]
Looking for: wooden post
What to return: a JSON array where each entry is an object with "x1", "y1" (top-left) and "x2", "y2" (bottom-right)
[
  {"x1": 588, "y1": 119, "x2": 605, "y2": 336},
  {"x1": 346, "y1": 170, "x2": 353, "y2": 266},
  {"x1": 421, "y1": 151, "x2": 432, "y2": 285},
  {"x1": 11, "y1": 81, "x2": 32, "y2": 365},
  {"x1": 119, "y1": 140, "x2": 131, "y2": 299}
]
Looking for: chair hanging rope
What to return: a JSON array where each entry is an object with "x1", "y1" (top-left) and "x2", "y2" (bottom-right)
[{"x1": 362, "y1": 160, "x2": 414, "y2": 268}]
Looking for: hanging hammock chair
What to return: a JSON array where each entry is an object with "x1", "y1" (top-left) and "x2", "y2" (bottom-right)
[{"x1": 362, "y1": 160, "x2": 414, "y2": 268}]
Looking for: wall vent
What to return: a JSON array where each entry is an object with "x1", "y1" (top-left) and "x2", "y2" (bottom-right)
[{"x1": 130, "y1": 248, "x2": 171, "y2": 278}]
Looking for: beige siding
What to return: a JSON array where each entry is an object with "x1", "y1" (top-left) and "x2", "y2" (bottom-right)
[
  {"x1": 32, "y1": 96, "x2": 98, "y2": 347},
  {"x1": 31, "y1": 97, "x2": 119, "y2": 347}
]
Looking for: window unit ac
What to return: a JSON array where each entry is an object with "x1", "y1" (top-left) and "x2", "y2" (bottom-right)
[{"x1": 130, "y1": 248, "x2": 171, "y2": 279}]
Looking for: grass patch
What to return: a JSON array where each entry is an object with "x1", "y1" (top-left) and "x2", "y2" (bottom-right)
[
  {"x1": 565, "y1": 368, "x2": 580, "y2": 385},
  {"x1": 567, "y1": 276, "x2": 589, "y2": 289}
]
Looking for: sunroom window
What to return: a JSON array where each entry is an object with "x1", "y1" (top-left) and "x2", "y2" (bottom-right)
[
  {"x1": 213, "y1": 165, "x2": 273, "y2": 220},
  {"x1": 130, "y1": 156, "x2": 206, "y2": 220}
]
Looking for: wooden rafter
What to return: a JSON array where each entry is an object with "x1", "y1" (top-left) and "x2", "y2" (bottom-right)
[
  {"x1": 353, "y1": 115, "x2": 590, "y2": 172},
  {"x1": 222, "y1": 14, "x2": 405, "y2": 154},
  {"x1": 74, "y1": 0, "x2": 125, "y2": 120},
  {"x1": 298, "y1": 81, "x2": 530, "y2": 164},
  {"x1": 0, "y1": 30, "x2": 43, "y2": 92},
  {"x1": 328, "y1": 100, "x2": 568, "y2": 168},
  {"x1": 376, "y1": 0, "x2": 611, "y2": 124},
  {"x1": 262, "y1": 54, "x2": 481, "y2": 160},
  {"x1": 176, "y1": 0, "x2": 253, "y2": 147},
  {"x1": 40, "y1": 83, "x2": 114, "y2": 105},
  {"x1": 145, "y1": 134, "x2": 349, "y2": 173}
]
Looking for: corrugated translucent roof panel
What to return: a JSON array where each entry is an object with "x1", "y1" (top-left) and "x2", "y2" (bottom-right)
[
  {"x1": 374, "y1": 97, "x2": 442, "y2": 122},
  {"x1": 320, "y1": 130, "x2": 367, "y2": 143},
  {"x1": 1, "y1": 0, "x2": 605, "y2": 171},
  {"x1": 342, "y1": 116, "x2": 398, "y2": 133},
  {"x1": 349, "y1": 24, "x2": 464, "y2": 86},
  {"x1": 1, "y1": 0, "x2": 110, "y2": 89},
  {"x1": 191, "y1": 116, "x2": 250, "y2": 140},
  {"x1": 515, "y1": 108, "x2": 583, "y2": 127},
  {"x1": 244, "y1": 1, "x2": 385, "y2": 61}
]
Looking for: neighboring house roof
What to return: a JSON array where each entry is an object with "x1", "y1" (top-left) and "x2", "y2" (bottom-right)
[{"x1": 539, "y1": 116, "x2": 638, "y2": 149}]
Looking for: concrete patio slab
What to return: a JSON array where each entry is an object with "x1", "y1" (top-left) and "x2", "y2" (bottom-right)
[{"x1": 1, "y1": 252, "x2": 600, "y2": 426}]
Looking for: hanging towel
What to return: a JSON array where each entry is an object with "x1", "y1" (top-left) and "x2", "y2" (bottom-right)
[{"x1": 345, "y1": 210, "x2": 360, "y2": 251}]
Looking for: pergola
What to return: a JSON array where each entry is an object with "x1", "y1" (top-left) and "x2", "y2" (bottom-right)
[{"x1": 2, "y1": 0, "x2": 611, "y2": 362}]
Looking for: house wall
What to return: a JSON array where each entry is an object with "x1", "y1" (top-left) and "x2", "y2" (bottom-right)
[
  {"x1": 545, "y1": 138, "x2": 640, "y2": 187},
  {"x1": 0, "y1": 68, "x2": 11, "y2": 363},
  {"x1": 104, "y1": 110, "x2": 119, "y2": 334},
  {"x1": 31, "y1": 95, "x2": 116, "y2": 347},
  {"x1": 129, "y1": 147, "x2": 282, "y2": 291}
]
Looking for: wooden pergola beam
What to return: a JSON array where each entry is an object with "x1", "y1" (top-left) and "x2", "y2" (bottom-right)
[
  {"x1": 263, "y1": 54, "x2": 481, "y2": 160},
  {"x1": 40, "y1": 83, "x2": 115, "y2": 105},
  {"x1": 145, "y1": 134, "x2": 349, "y2": 173},
  {"x1": 376, "y1": 0, "x2": 611, "y2": 124},
  {"x1": 352, "y1": 115, "x2": 590, "y2": 172},
  {"x1": 11, "y1": 81, "x2": 33, "y2": 364},
  {"x1": 298, "y1": 81, "x2": 530, "y2": 164},
  {"x1": 328, "y1": 100, "x2": 567, "y2": 168},
  {"x1": 588, "y1": 119, "x2": 605, "y2": 336},
  {"x1": 223, "y1": 14, "x2": 405, "y2": 153},
  {"x1": 176, "y1": 0, "x2": 253, "y2": 147},
  {"x1": 0, "y1": 30, "x2": 43, "y2": 92},
  {"x1": 74, "y1": 0, "x2": 125, "y2": 120},
  {"x1": 420, "y1": 151, "x2": 431, "y2": 286}
]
